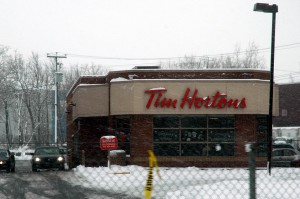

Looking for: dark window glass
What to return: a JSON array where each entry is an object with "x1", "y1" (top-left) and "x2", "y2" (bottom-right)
[
  {"x1": 256, "y1": 115, "x2": 268, "y2": 157},
  {"x1": 283, "y1": 149, "x2": 296, "y2": 156},
  {"x1": 208, "y1": 129, "x2": 234, "y2": 142},
  {"x1": 153, "y1": 117, "x2": 179, "y2": 128},
  {"x1": 118, "y1": 142, "x2": 130, "y2": 154},
  {"x1": 114, "y1": 116, "x2": 131, "y2": 154},
  {"x1": 153, "y1": 116, "x2": 235, "y2": 157},
  {"x1": 181, "y1": 144, "x2": 206, "y2": 156},
  {"x1": 116, "y1": 117, "x2": 131, "y2": 129},
  {"x1": 272, "y1": 150, "x2": 282, "y2": 156},
  {"x1": 257, "y1": 143, "x2": 267, "y2": 157},
  {"x1": 257, "y1": 116, "x2": 268, "y2": 130},
  {"x1": 208, "y1": 143, "x2": 235, "y2": 156},
  {"x1": 115, "y1": 129, "x2": 130, "y2": 142},
  {"x1": 181, "y1": 117, "x2": 207, "y2": 128},
  {"x1": 154, "y1": 144, "x2": 179, "y2": 156},
  {"x1": 153, "y1": 129, "x2": 179, "y2": 142},
  {"x1": 181, "y1": 129, "x2": 206, "y2": 142},
  {"x1": 35, "y1": 147, "x2": 59, "y2": 155},
  {"x1": 208, "y1": 116, "x2": 234, "y2": 128}
]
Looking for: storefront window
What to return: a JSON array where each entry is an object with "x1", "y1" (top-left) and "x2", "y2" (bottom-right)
[
  {"x1": 208, "y1": 116, "x2": 235, "y2": 128},
  {"x1": 256, "y1": 116, "x2": 268, "y2": 157},
  {"x1": 181, "y1": 116, "x2": 207, "y2": 128},
  {"x1": 181, "y1": 144, "x2": 206, "y2": 156},
  {"x1": 153, "y1": 116, "x2": 235, "y2": 157},
  {"x1": 154, "y1": 143, "x2": 180, "y2": 156},
  {"x1": 181, "y1": 129, "x2": 206, "y2": 142},
  {"x1": 114, "y1": 116, "x2": 131, "y2": 154},
  {"x1": 154, "y1": 129, "x2": 179, "y2": 142},
  {"x1": 208, "y1": 143, "x2": 235, "y2": 156},
  {"x1": 153, "y1": 117, "x2": 180, "y2": 128},
  {"x1": 208, "y1": 129, "x2": 234, "y2": 142}
]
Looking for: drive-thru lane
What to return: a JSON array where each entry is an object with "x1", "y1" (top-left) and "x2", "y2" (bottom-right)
[{"x1": 0, "y1": 160, "x2": 138, "y2": 199}]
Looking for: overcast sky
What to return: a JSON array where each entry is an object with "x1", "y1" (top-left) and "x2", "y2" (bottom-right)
[{"x1": 1, "y1": 0, "x2": 300, "y2": 83}]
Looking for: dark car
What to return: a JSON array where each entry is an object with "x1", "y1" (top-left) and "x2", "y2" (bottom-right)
[
  {"x1": 31, "y1": 146, "x2": 65, "y2": 172},
  {"x1": 0, "y1": 149, "x2": 15, "y2": 173},
  {"x1": 272, "y1": 148, "x2": 300, "y2": 167}
]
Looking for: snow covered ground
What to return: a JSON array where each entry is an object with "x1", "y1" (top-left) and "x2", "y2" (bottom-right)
[
  {"x1": 68, "y1": 165, "x2": 300, "y2": 199},
  {"x1": 10, "y1": 146, "x2": 300, "y2": 198}
]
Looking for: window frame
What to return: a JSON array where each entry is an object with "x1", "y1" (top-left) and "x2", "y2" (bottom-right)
[{"x1": 153, "y1": 115, "x2": 235, "y2": 157}]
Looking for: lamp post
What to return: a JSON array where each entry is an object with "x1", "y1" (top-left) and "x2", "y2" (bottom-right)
[{"x1": 253, "y1": 3, "x2": 278, "y2": 175}]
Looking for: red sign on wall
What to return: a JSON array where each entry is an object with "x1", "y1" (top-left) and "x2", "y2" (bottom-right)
[
  {"x1": 100, "y1": 136, "x2": 118, "y2": 150},
  {"x1": 144, "y1": 88, "x2": 247, "y2": 109}
]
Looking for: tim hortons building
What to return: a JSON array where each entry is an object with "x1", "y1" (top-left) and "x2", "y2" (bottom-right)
[{"x1": 66, "y1": 68, "x2": 279, "y2": 168}]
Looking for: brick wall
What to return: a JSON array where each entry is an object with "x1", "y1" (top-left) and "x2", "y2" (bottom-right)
[
  {"x1": 127, "y1": 114, "x2": 267, "y2": 167},
  {"x1": 67, "y1": 114, "x2": 267, "y2": 168},
  {"x1": 130, "y1": 115, "x2": 153, "y2": 158}
]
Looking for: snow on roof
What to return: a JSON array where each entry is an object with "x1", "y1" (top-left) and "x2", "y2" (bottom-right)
[
  {"x1": 76, "y1": 84, "x2": 103, "y2": 87},
  {"x1": 278, "y1": 82, "x2": 300, "y2": 85},
  {"x1": 101, "y1": 135, "x2": 116, "y2": 139},
  {"x1": 79, "y1": 75, "x2": 106, "y2": 77},
  {"x1": 148, "y1": 87, "x2": 166, "y2": 91},
  {"x1": 112, "y1": 78, "x2": 269, "y2": 82},
  {"x1": 110, "y1": 68, "x2": 269, "y2": 73},
  {"x1": 110, "y1": 77, "x2": 129, "y2": 82},
  {"x1": 273, "y1": 126, "x2": 300, "y2": 130},
  {"x1": 77, "y1": 84, "x2": 105, "y2": 87}
]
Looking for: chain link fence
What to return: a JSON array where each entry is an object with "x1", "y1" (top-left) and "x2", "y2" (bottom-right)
[
  {"x1": 70, "y1": 145, "x2": 300, "y2": 199},
  {"x1": 0, "y1": 143, "x2": 300, "y2": 198}
]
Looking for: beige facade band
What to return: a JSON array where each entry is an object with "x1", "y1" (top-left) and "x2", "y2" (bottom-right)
[{"x1": 71, "y1": 79, "x2": 279, "y2": 120}]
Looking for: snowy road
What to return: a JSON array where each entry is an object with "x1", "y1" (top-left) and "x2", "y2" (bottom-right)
[{"x1": 0, "y1": 161, "x2": 138, "y2": 199}]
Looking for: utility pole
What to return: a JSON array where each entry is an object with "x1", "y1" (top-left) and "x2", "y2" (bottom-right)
[{"x1": 47, "y1": 52, "x2": 67, "y2": 146}]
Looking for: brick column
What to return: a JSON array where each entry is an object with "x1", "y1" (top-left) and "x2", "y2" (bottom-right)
[{"x1": 130, "y1": 115, "x2": 153, "y2": 158}]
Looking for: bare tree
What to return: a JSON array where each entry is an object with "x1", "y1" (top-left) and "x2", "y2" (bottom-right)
[
  {"x1": 0, "y1": 47, "x2": 16, "y2": 148},
  {"x1": 161, "y1": 42, "x2": 265, "y2": 70},
  {"x1": 8, "y1": 52, "x2": 53, "y2": 147}
]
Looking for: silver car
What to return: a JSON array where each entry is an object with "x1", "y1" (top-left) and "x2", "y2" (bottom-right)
[{"x1": 272, "y1": 148, "x2": 300, "y2": 167}]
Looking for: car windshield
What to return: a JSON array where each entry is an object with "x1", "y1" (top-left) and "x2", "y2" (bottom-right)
[
  {"x1": 35, "y1": 148, "x2": 59, "y2": 155},
  {"x1": 0, "y1": 150, "x2": 8, "y2": 158}
]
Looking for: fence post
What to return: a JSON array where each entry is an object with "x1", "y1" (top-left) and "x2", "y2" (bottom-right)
[
  {"x1": 246, "y1": 143, "x2": 256, "y2": 199},
  {"x1": 108, "y1": 150, "x2": 111, "y2": 169},
  {"x1": 81, "y1": 150, "x2": 85, "y2": 166},
  {"x1": 68, "y1": 148, "x2": 72, "y2": 169}
]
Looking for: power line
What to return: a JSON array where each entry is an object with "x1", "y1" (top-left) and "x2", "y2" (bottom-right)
[{"x1": 65, "y1": 42, "x2": 300, "y2": 61}]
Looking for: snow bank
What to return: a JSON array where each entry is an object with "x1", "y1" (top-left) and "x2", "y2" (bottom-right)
[{"x1": 69, "y1": 165, "x2": 300, "y2": 199}]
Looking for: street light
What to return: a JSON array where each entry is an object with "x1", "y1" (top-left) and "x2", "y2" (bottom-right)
[{"x1": 254, "y1": 3, "x2": 278, "y2": 175}]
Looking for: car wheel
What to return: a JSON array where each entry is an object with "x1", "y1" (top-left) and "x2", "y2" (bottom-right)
[
  {"x1": 6, "y1": 168, "x2": 11, "y2": 173},
  {"x1": 59, "y1": 166, "x2": 64, "y2": 171}
]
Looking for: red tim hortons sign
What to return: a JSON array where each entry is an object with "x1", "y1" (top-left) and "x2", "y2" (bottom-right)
[
  {"x1": 100, "y1": 136, "x2": 118, "y2": 150},
  {"x1": 145, "y1": 87, "x2": 247, "y2": 109}
]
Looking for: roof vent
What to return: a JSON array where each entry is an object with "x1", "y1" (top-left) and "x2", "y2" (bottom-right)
[{"x1": 132, "y1": 66, "x2": 161, "y2": 69}]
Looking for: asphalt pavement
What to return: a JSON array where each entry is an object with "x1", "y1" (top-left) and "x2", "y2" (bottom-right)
[{"x1": 0, "y1": 160, "x2": 140, "y2": 199}]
